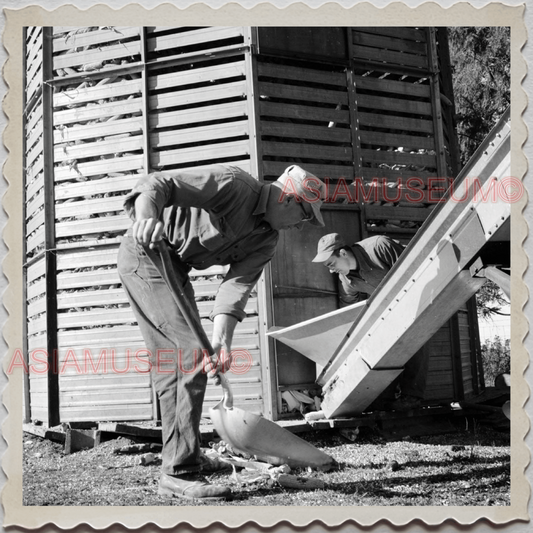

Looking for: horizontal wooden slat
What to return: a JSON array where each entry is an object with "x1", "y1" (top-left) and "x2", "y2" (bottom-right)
[
  {"x1": 26, "y1": 189, "x2": 45, "y2": 220},
  {"x1": 358, "y1": 112, "x2": 434, "y2": 134},
  {"x1": 57, "y1": 289, "x2": 127, "y2": 310},
  {"x1": 153, "y1": 140, "x2": 250, "y2": 168},
  {"x1": 56, "y1": 308, "x2": 137, "y2": 329},
  {"x1": 354, "y1": 27, "x2": 427, "y2": 43},
  {"x1": 151, "y1": 121, "x2": 248, "y2": 149},
  {"x1": 54, "y1": 98, "x2": 143, "y2": 128},
  {"x1": 55, "y1": 156, "x2": 143, "y2": 183},
  {"x1": 54, "y1": 135, "x2": 143, "y2": 163},
  {"x1": 26, "y1": 227, "x2": 45, "y2": 255},
  {"x1": 257, "y1": 62, "x2": 346, "y2": 87},
  {"x1": 150, "y1": 61, "x2": 246, "y2": 92},
  {"x1": 148, "y1": 27, "x2": 244, "y2": 52},
  {"x1": 365, "y1": 205, "x2": 432, "y2": 221},
  {"x1": 55, "y1": 214, "x2": 131, "y2": 238},
  {"x1": 352, "y1": 45, "x2": 429, "y2": 70},
  {"x1": 26, "y1": 138, "x2": 44, "y2": 169},
  {"x1": 356, "y1": 94, "x2": 432, "y2": 116},
  {"x1": 53, "y1": 27, "x2": 141, "y2": 53},
  {"x1": 150, "y1": 101, "x2": 247, "y2": 130},
  {"x1": 352, "y1": 31, "x2": 428, "y2": 55},
  {"x1": 360, "y1": 131, "x2": 435, "y2": 151},
  {"x1": 260, "y1": 122, "x2": 351, "y2": 144},
  {"x1": 54, "y1": 117, "x2": 143, "y2": 144},
  {"x1": 59, "y1": 405, "x2": 152, "y2": 422},
  {"x1": 360, "y1": 148, "x2": 436, "y2": 168},
  {"x1": 260, "y1": 101, "x2": 350, "y2": 125},
  {"x1": 259, "y1": 82, "x2": 348, "y2": 106},
  {"x1": 262, "y1": 161, "x2": 354, "y2": 182},
  {"x1": 149, "y1": 81, "x2": 246, "y2": 109},
  {"x1": 57, "y1": 268, "x2": 121, "y2": 290},
  {"x1": 57, "y1": 248, "x2": 118, "y2": 270},
  {"x1": 55, "y1": 175, "x2": 139, "y2": 199},
  {"x1": 360, "y1": 168, "x2": 438, "y2": 185},
  {"x1": 262, "y1": 142, "x2": 353, "y2": 162},
  {"x1": 354, "y1": 75, "x2": 431, "y2": 98},
  {"x1": 53, "y1": 41, "x2": 141, "y2": 70},
  {"x1": 26, "y1": 123, "x2": 43, "y2": 155},
  {"x1": 26, "y1": 210, "x2": 45, "y2": 236},
  {"x1": 54, "y1": 79, "x2": 142, "y2": 108}
]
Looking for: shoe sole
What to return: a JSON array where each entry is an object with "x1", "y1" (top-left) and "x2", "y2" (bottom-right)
[{"x1": 157, "y1": 486, "x2": 230, "y2": 501}]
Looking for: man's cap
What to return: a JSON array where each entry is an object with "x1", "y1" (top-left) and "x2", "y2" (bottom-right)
[
  {"x1": 276, "y1": 165, "x2": 326, "y2": 227},
  {"x1": 312, "y1": 233, "x2": 347, "y2": 262}
]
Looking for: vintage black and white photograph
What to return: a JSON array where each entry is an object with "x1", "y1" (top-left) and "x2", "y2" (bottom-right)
[{"x1": 2, "y1": 2, "x2": 529, "y2": 530}]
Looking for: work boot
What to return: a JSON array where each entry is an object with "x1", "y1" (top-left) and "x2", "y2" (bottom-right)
[{"x1": 158, "y1": 473, "x2": 231, "y2": 500}]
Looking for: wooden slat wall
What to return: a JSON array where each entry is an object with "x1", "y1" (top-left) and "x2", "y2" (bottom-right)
[
  {"x1": 350, "y1": 27, "x2": 443, "y2": 241},
  {"x1": 257, "y1": 59, "x2": 354, "y2": 185},
  {"x1": 25, "y1": 26, "x2": 265, "y2": 424}
]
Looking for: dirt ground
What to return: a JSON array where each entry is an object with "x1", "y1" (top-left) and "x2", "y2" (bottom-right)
[{"x1": 23, "y1": 419, "x2": 510, "y2": 507}]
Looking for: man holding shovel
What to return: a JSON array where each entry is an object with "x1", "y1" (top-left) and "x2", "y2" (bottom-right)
[{"x1": 118, "y1": 164, "x2": 326, "y2": 500}]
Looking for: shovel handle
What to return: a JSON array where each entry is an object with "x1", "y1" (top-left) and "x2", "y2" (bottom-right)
[{"x1": 146, "y1": 240, "x2": 234, "y2": 409}]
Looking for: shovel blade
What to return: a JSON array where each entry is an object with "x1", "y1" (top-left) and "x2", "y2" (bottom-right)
[{"x1": 209, "y1": 402, "x2": 335, "y2": 471}]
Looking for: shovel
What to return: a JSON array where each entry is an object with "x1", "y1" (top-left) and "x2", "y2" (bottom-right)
[{"x1": 149, "y1": 240, "x2": 336, "y2": 471}]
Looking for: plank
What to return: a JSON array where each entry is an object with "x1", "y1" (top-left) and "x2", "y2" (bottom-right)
[
  {"x1": 57, "y1": 248, "x2": 118, "y2": 270},
  {"x1": 57, "y1": 268, "x2": 121, "y2": 290},
  {"x1": 259, "y1": 101, "x2": 349, "y2": 125},
  {"x1": 26, "y1": 137, "x2": 44, "y2": 169},
  {"x1": 150, "y1": 121, "x2": 249, "y2": 149},
  {"x1": 26, "y1": 210, "x2": 45, "y2": 236},
  {"x1": 354, "y1": 75, "x2": 431, "y2": 98},
  {"x1": 61, "y1": 389, "x2": 152, "y2": 406},
  {"x1": 257, "y1": 62, "x2": 346, "y2": 87},
  {"x1": 54, "y1": 79, "x2": 142, "y2": 108},
  {"x1": 55, "y1": 214, "x2": 131, "y2": 238},
  {"x1": 26, "y1": 227, "x2": 46, "y2": 255},
  {"x1": 26, "y1": 189, "x2": 45, "y2": 220},
  {"x1": 54, "y1": 117, "x2": 143, "y2": 144},
  {"x1": 352, "y1": 31, "x2": 428, "y2": 55},
  {"x1": 59, "y1": 407, "x2": 152, "y2": 423},
  {"x1": 262, "y1": 161, "x2": 354, "y2": 182},
  {"x1": 365, "y1": 206, "x2": 432, "y2": 221},
  {"x1": 360, "y1": 167, "x2": 437, "y2": 185},
  {"x1": 351, "y1": 45, "x2": 429, "y2": 70},
  {"x1": 149, "y1": 81, "x2": 247, "y2": 109},
  {"x1": 354, "y1": 27, "x2": 427, "y2": 43},
  {"x1": 54, "y1": 135, "x2": 143, "y2": 163},
  {"x1": 53, "y1": 27, "x2": 141, "y2": 53},
  {"x1": 260, "y1": 122, "x2": 351, "y2": 144},
  {"x1": 27, "y1": 101, "x2": 44, "y2": 132},
  {"x1": 55, "y1": 175, "x2": 140, "y2": 199},
  {"x1": 57, "y1": 288, "x2": 127, "y2": 309},
  {"x1": 150, "y1": 101, "x2": 247, "y2": 130},
  {"x1": 56, "y1": 197, "x2": 125, "y2": 219},
  {"x1": 53, "y1": 41, "x2": 141, "y2": 70},
  {"x1": 54, "y1": 157, "x2": 143, "y2": 183},
  {"x1": 26, "y1": 162, "x2": 44, "y2": 195},
  {"x1": 59, "y1": 374, "x2": 150, "y2": 390},
  {"x1": 56, "y1": 307, "x2": 136, "y2": 329},
  {"x1": 356, "y1": 94, "x2": 432, "y2": 116},
  {"x1": 261, "y1": 141, "x2": 353, "y2": 162},
  {"x1": 150, "y1": 61, "x2": 246, "y2": 92},
  {"x1": 360, "y1": 130, "x2": 435, "y2": 151},
  {"x1": 23, "y1": 423, "x2": 66, "y2": 444},
  {"x1": 54, "y1": 97, "x2": 143, "y2": 126},
  {"x1": 259, "y1": 82, "x2": 348, "y2": 106},
  {"x1": 148, "y1": 27, "x2": 244, "y2": 52},
  {"x1": 28, "y1": 297, "x2": 47, "y2": 319},
  {"x1": 26, "y1": 124, "x2": 44, "y2": 159},
  {"x1": 361, "y1": 148, "x2": 436, "y2": 168},
  {"x1": 153, "y1": 140, "x2": 250, "y2": 168}
]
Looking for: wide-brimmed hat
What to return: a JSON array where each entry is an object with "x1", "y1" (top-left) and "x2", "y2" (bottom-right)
[
  {"x1": 312, "y1": 233, "x2": 347, "y2": 262},
  {"x1": 276, "y1": 165, "x2": 326, "y2": 227}
]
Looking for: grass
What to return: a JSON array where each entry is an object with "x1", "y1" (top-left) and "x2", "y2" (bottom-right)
[{"x1": 23, "y1": 423, "x2": 510, "y2": 507}]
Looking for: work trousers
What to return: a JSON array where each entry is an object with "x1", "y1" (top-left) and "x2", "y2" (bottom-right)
[{"x1": 117, "y1": 233, "x2": 207, "y2": 475}]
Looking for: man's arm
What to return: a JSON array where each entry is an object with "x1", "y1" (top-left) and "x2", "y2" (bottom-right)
[
  {"x1": 208, "y1": 313, "x2": 239, "y2": 375},
  {"x1": 338, "y1": 275, "x2": 366, "y2": 307}
]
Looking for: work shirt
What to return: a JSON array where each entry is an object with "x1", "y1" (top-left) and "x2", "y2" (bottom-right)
[
  {"x1": 338, "y1": 235, "x2": 405, "y2": 306},
  {"x1": 123, "y1": 164, "x2": 279, "y2": 321}
]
